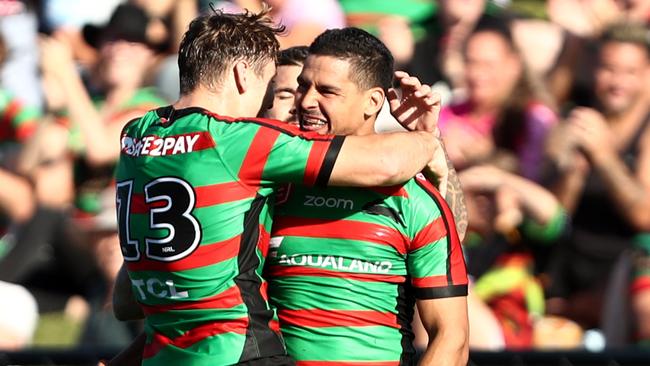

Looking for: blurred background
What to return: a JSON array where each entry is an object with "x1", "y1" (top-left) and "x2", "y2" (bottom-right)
[{"x1": 0, "y1": 0, "x2": 649, "y2": 365}]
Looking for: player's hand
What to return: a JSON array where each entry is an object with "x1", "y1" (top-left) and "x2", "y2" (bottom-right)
[{"x1": 387, "y1": 71, "x2": 441, "y2": 134}]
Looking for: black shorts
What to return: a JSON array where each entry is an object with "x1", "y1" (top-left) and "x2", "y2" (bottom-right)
[{"x1": 237, "y1": 355, "x2": 295, "y2": 366}]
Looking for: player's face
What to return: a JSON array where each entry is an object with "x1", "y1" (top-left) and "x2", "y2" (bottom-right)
[
  {"x1": 296, "y1": 55, "x2": 369, "y2": 135},
  {"x1": 595, "y1": 42, "x2": 649, "y2": 116},
  {"x1": 264, "y1": 64, "x2": 303, "y2": 124},
  {"x1": 465, "y1": 31, "x2": 521, "y2": 109}
]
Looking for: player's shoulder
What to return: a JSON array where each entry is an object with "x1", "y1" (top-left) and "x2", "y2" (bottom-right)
[{"x1": 404, "y1": 174, "x2": 446, "y2": 203}]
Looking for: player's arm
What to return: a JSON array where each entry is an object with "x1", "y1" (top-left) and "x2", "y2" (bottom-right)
[
  {"x1": 417, "y1": 296, "x2": 469, "y2": 366},
  {"x1": 113, "y1": 263, "x2": 144, "y2": 321},
  {"x1": 328, "y1": 130, "x2": 436, "y2": 187},
  {"x1": 407, "y1": 180, "x2": 469, "y2": 365}
]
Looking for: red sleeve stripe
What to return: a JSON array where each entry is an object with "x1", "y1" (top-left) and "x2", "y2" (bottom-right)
[
  {"x1": 297, "y1": 362, "x2": 399, "y2": 366},
  {"x1": 143, "y1": 316, "x2": 248, "y2": 359},
  {"x1": 266, "y1": 265, "x2": 405, "y2": 283},
  {"x1": 414, "y1": 177, "x2": 467, "y2": 286},
  {"x1": 278, "y1": 309, "x2": 399, "y2": 329},
  {"x1": 126, "y1": 235, "x2": 240, "y2": 272},
  {"x1": 238, "y1": 127, "x2": 280, "y2": 186},
  {"x1": 304, "y1": 139, "x2": 331, "y2": 186},
  {"x1": 410, "y1": 216, "x2": 447, "y2": 252},
  {"x1": 130, "y1": 181, "x2": 255, "y2": 214},
  {"x1": 411, "y1": 275, "x2": 449, "y2": 288},
  {"x1": 140, "y1": 285, "x2": 243, "y2": 315},
  {"x1": 272, "y1": 216, "x2": 409, "y2": 255}
]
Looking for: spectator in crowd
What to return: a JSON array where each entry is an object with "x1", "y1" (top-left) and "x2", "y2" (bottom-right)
[
  {"x1": 0, "y1": 0, "x2": 42, "y2": 109},
  {"x1": 459, "y1": 165, "x2": 570, "y2": 349},
  {"x1": 408, "y1": 0, "x2": 490, "y2": 91},
  {"x1": 0, "y1": 3, "x2": 167, "y2": 341},
  {"x1": 546, "y1": 0, "x2": 650, "y2": 109},
  {"x1": 219, "y1": 0, "x2": 345, "y2": 48},
  {"x1": 438, "y1": 14, "x2": 558, "y2": 182},
  {"x1": 545, "y1": 22, "x2": 650, "y2": 331},
  {"x1": 263, "y1": 45, "x2": 308, "y2": 124}
]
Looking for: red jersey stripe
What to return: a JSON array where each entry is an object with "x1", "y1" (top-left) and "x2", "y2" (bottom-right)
[
  {"x1": 367, "y1": 186, "x2": 409, "y2": 197},
  {"x1": 415, "y1": 176, "x2": 467, "y2": 286},
  {"x1": 303, "y1": 140, "x2": 330, "y2": 186},
  {"x1": 278, "y1": 309, "x2": 399, "y2": 329},
  {"x1": 194, "y1": 182, "x2": 256, "y2": 208},
  {"x1": 239, "y1": 127, "x2": 280, "y2": 186},
  {"x1": 410, "y1": 217, "x2": 447, "y2": 252},
  {"x1": 130, "y1": 181, "x2": 254, "y2": 214},
  {"x1": 141, "y1": 285, "x2": 244, "y2": 315},
  {"x1": 127, "y1": 236, "x2": 240, "y2": 272},
  {"x1": 272, "y1": 216, "x2": 409, "y2": 255},
  {"x1": 143, "y1": 316, "x2": 249, "y2": 359},
  {"x1": 266, "y1": 265, "x2": 405, "y2": 283},
  {"x1": 411, "y1": 275, "x2": 448, "y2": 288}
]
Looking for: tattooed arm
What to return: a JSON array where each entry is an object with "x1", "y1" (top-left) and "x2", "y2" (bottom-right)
[{"x1": 423, "y1": 137, "x2": 468, "y2": 242}]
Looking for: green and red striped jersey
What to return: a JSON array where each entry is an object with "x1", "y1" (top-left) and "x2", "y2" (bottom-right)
[
  {"x1": 266, "y1": 174, "x2": 468, "y2": 366},
  {"x1": 115, "y1": 106, "x2": 344, "y2": 365},
  {"x1": 0, "y1": 89, "x2": 39, "y2": 144}
]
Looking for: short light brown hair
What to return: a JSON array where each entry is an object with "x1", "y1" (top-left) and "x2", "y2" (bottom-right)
[
  {"x1": 601, "y1": 21, "x2": 650, "y2": 56},
  {"x1": 178, "y1": 7, "x2": 284, "y2": 95}
]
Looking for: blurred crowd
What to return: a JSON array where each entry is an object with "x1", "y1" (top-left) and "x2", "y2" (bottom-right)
[{"x1": 0, "y1": 0, "x2": 648, "y2": 353}]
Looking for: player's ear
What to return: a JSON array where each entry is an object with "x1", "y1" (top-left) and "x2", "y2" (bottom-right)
[
  {"x1": 233, "y1": 60, "x2": 249, "y2": 94},
  {"x1": 364, "y1": 87, "x2": 384, "y2": 118}
]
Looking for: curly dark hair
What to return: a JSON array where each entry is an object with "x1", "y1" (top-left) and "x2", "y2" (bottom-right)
[
  {"x1": 178, "y1": 7, "x2": 285, "y2": 95},
  {"x1": 308, "y1": 28, "x2": 394, "y2": 92}
]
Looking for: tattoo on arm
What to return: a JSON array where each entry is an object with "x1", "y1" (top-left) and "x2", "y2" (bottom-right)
[{"x1": 445, "y1": 153, "x2": 468, "y2": 242}]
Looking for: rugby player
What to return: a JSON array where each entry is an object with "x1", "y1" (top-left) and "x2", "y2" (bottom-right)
[
  {"x1": 266, "y1": 28, "x2": 469, "y2": 366},
  {"x1": 264, "y1": 46, "x2": 308, "y2": 124},
  {"x1": 109, "y1": 9, "x2": 447, "y2": 366}
]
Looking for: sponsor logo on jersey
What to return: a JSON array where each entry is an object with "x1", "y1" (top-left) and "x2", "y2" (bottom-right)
[
  {"x1": 278, "y1": 254, "x2": 392, "y2": 273},
  {"x1": 304, "y1": 195, "x2": 354, "y2": 210},
  {"x1": 121, "y1": 131, "x2": 215, "y2": 157},
  {"x1": 131, "y1": 277, "x2": 189, "y2": 300}
]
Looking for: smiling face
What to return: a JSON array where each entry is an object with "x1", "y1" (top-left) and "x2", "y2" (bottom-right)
[
  {"x1": 295, "y1": 55, "x2": 380, "y2": 135},
  {"x1": 595, "y1": 41, "x2": 649, "y2": 116},
  {"x1": 265, "y1": 64, "x2": 303, "y2": 123}
]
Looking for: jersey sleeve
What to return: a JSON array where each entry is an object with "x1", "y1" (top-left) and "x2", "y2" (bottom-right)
[
  {"x1": 407, "y1": 178, "x2": 468, "y2": 299},
  {"x1": 238, "y1": 118, "x2": 345, "y2": 187}
]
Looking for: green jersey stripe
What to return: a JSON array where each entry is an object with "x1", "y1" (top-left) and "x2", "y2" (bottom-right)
[
  {"x1": 278, "y1": 308, "x2": 399, "y2": 328},
  {"x1": 283, "y1": 325, "x2": 400, "y2": 361}
]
